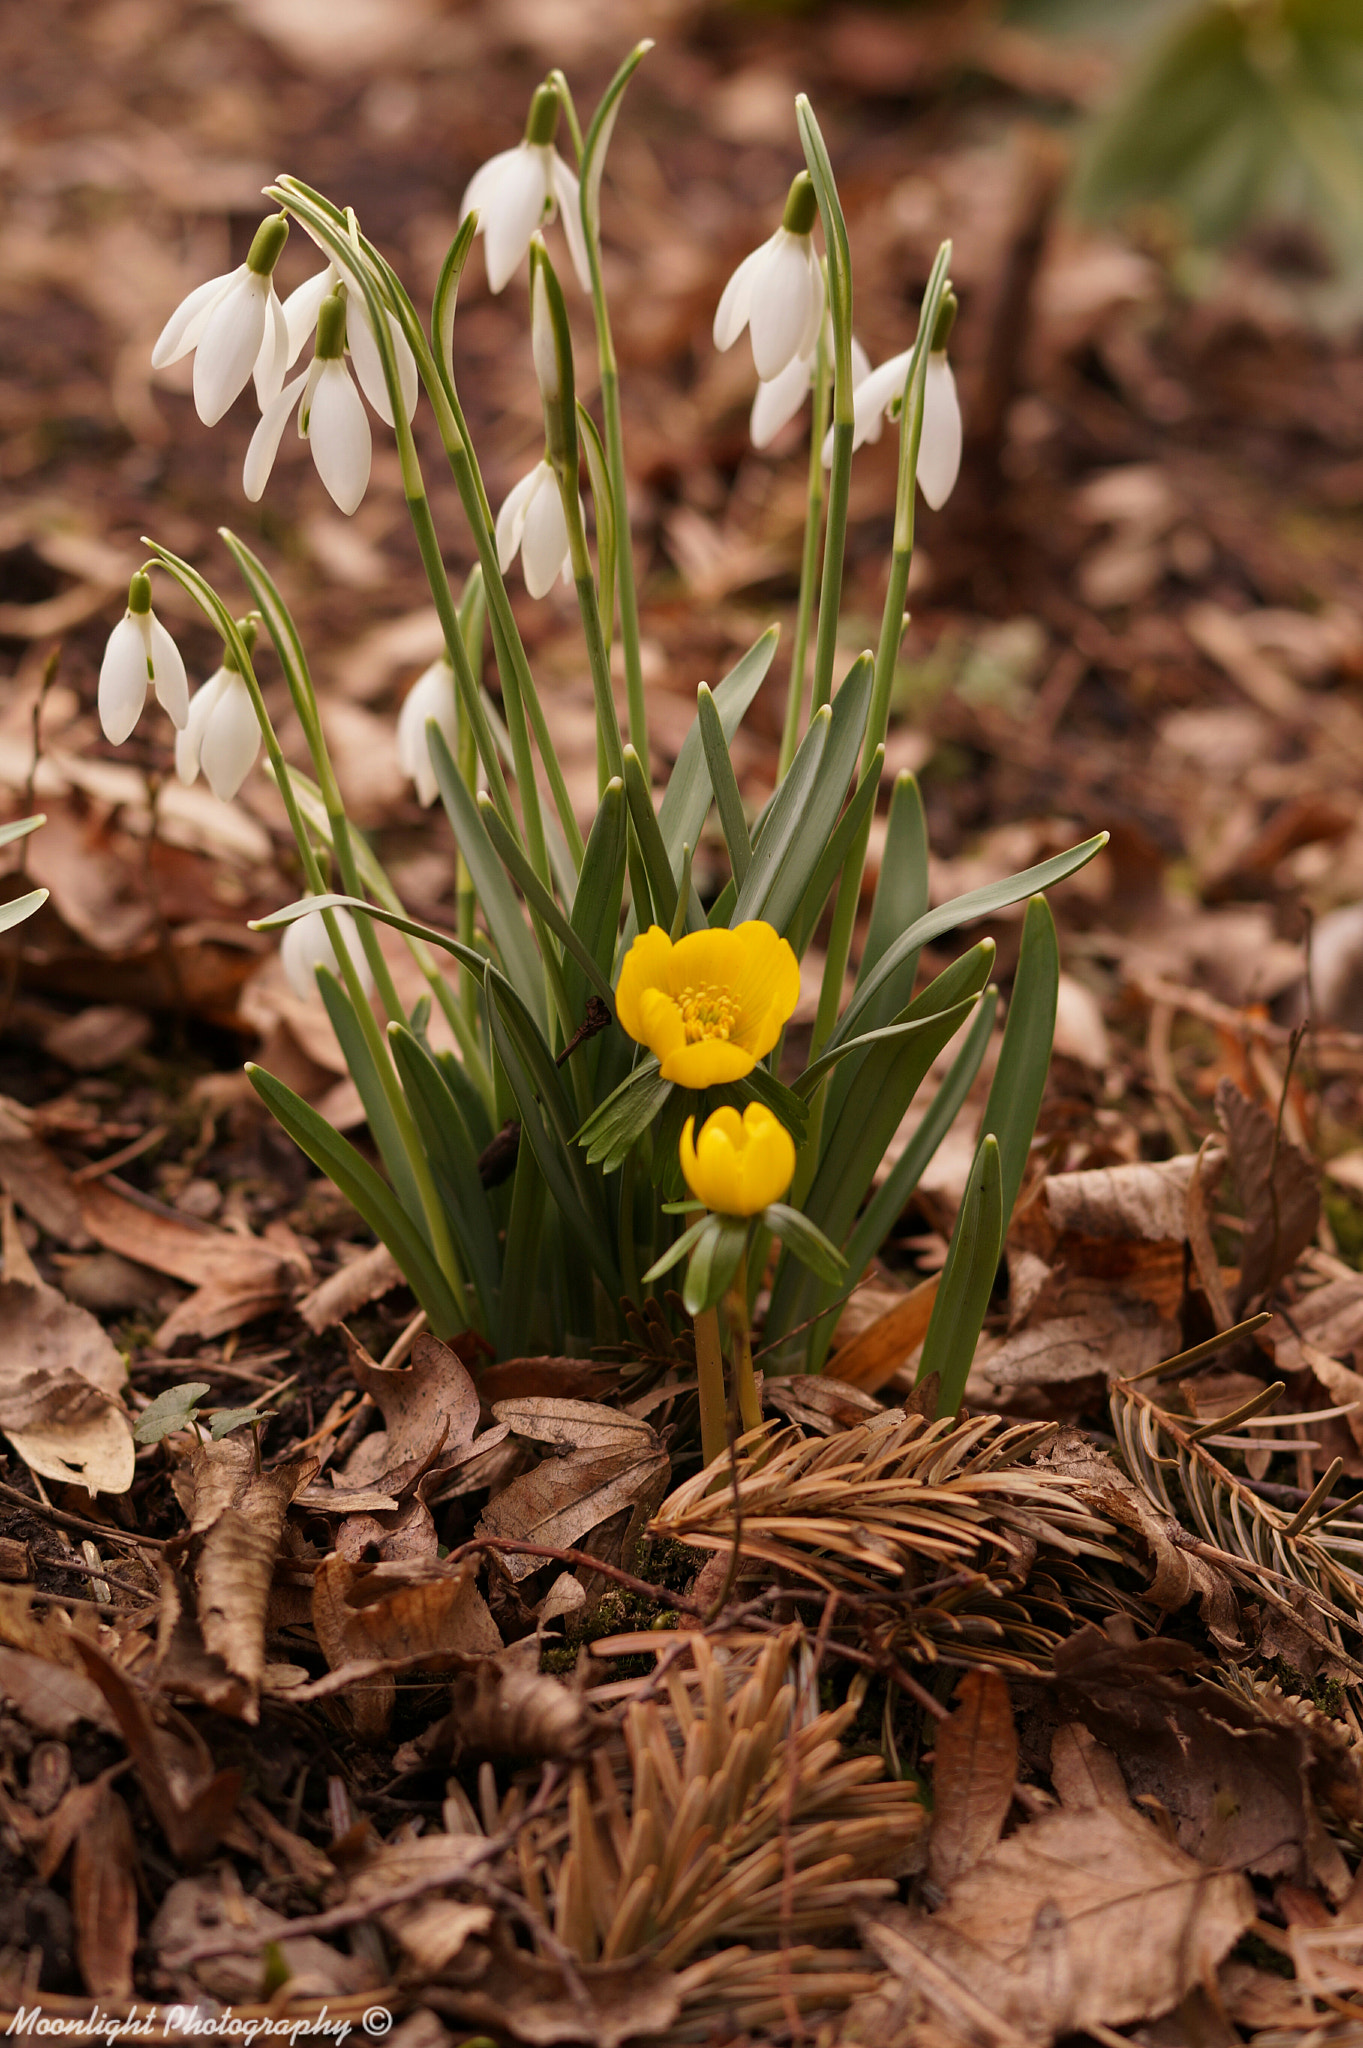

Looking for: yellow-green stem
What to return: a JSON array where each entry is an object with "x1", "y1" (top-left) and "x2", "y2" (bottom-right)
[
  {"x1": 694, "y1": 1305, "x2": 727, "y2": 1473},
  {"x1": 778, "y1": 329, "x2": 830, "y2": 780},
  {"x1": 726, "y1": 1250, "x2": 763, "y2": 1441}
]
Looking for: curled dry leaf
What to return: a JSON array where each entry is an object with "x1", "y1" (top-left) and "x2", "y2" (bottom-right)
[
  {"x1": 476, "y1": 1403, "x2": 669, "y2": 1584},
  {"x1": 152, "y1": 1870, "x2": 375, "y2": 2003},
  {"x1": 927, "y1": 1670, "x2": 1017, "y2": 1890},
  {"x1": 155, "y1": 1438, "x2": 317, "y2": 1721},
  {"x1": 445, "y1": 1651, "x2": 594, "y2": 1764},
  {"x1": 344, "y1": 1834, "x2": 492, "y2": 1973},
  {"x1": 1216, "y1": 1077, "x2": 1321, "y2": 1312},
  {"x1": 341, "y1": 1330, "x2": 480, "y2": 1489}
]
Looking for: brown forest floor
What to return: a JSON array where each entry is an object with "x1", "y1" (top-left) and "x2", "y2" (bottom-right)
[{"x1": 4, "y1": 0, "x2": 1363, "y2": 2041}]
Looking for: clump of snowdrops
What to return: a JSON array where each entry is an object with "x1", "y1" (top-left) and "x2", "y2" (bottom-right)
[{"x1": 98, "y1": 50, "x2": 1104, "y2": 1465}]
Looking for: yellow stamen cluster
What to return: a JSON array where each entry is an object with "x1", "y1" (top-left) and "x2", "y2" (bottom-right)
[{"x1": 680, "y1": 986, "x2": 737, "y2": 1045}]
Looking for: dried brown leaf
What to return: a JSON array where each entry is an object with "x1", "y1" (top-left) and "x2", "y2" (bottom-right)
[
  {"x1": 72, "y1": 1777, "x2": 137, "y2": 1998},
  {"x1": 928, "y1": 1671, "x2": 1017, "y2": 1890},
  {"x1": 0, "y1": 1264, "x2": 134, "y2": 1495},
  {"x1": 0, "y1": 1647, "x2": 118, "y2": 1738},
  {"x1": 152, "y1": 1870, "x2": 374, "y2": 2002},
  {"x1": 1216, "y1": 1078, "x2": 1321, "y2": 1310},
  {"x1": 435, "y1": 1941, "x2": 681, "y2": 2048},
  {"x1": 342, "y1": 1330, "x2": 479, "y2": 1488},
  {"x1": 476, "y1": 1429, "x2": 669, "y2": 1584},
  {"x1": 312, "y1": 1554, "x2": 501, "y2": 1738},
  {"x1": 1041, "y1": 1152, "x2": 1219, "y2": 1244},
  {"x1": 827, "y1": 1275, "x2": 940, "y2": 1392},
  {"x1": 444, "y1": 1652, "x2": 594, "y2": 1764}
]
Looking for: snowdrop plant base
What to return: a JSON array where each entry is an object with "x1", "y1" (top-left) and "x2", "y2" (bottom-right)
[{"x1": 115, "y1": 52, "x2": 1106, "y2": 1437}]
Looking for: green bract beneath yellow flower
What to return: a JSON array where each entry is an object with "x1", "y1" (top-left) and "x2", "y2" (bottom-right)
[
  {"x1": 614, "y1": 921, "x2": 800, "y2": 1089},
  {"x1": 680, "y1": 1103, "x2": 795, "y2": 1217}
]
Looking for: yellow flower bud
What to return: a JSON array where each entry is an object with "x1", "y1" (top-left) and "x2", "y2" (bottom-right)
[{"x1": 680, "y1": 1103, "x2": 796, "y2": 1217}]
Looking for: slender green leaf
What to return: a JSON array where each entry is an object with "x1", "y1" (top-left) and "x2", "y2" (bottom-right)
[
  {"x1": 247, "y1": 1063, "x2": 466, "y2": 1338},
  {"x1": 432, "y1": 211, "x2": 478, "y2": 394},
  {"x1": 316, "y1": 967, "x2": 427, "y2": 1229},
  {"x1": 581, "y1": 39, "x2": 653, "y2": 239},
  {"x1": 567, "y1": 775, "x2": 628, "y2": 1025},
  {"x1": 731, "y1": 706, "x2": 830, "y2": 925},
  {"x1": 763, "y1": 1203, "x2": 846, "y2": 1286},
  {"x1": 641, "y1": 1211, "x2": 711, "y2": 1284},
  {"x1": 736, "y1": 1065, "x2": 810, "y2": 1148},
  {"x1": 981, "y1": 895, "x2": 1059, "y2": 1229},
  {"x1": 859, "y1": 770, "x2": 929, "y2": 989},
  {"x1": 477, "y1": 795, "x2": 614, "y2": 1005},
  {"x1": 917, "y1": 1133, "x2": 1003, "y2": 1419},
  {"x1": 577, "y1": 402, "x2": 616, "y2": 641},
  {"x1": 785, "y1": 747, "x2": 882, "y2": 961},
  {"x1": 683, "y1": 1213, "x2": 749, "y2": 1317},
  {"x1": 755, "y1": 654, "x2": 872, "y2": 938},
  {"x1": 623, "y1": 743, "x2": 678, "y2": 932},
  {"x1": 390, "y1": 1024, "x2": 501, "y2": 1329},
  {"x1": 427, "y1": 724, "x2": 546, "y2": 1025},
  {"x1": 829, "y1": 833, "x2": 1108, "y2": 1052},
  {"x1": 697, "y1": 683, "x2": 751, "y2": 888},
  {"x1": 252, "y1": 890, "x2": 486, "y2": 980},
  {"x1": 658, "y1": 627, "x2": 777, "y2": 866},
  {"x1": 794, "y1": 1005, "x2": 969, "y2": 1101},
  {"x1": 577, "y1": 1059, "x2": 672, "y2": 1171}
]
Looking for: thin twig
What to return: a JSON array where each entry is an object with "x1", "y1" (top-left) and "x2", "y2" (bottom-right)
[
  {"x1": 0, "y1": 1479, "x2": 168, "y2": 1551},
  {"x1": 444, "y1": 1535, "x2": 706, "y2": 1615}
]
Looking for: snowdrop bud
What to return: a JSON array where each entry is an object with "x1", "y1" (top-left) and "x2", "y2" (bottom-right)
[
  {"x1": 782, "y1": 172, "x2": 818, "y2": 238},
  {"x1": 315, "y1": 291, "x2": 348, "y2": 361},
  {"x1": 99, "y1": 573, "x2": 188, "y2": 744},
  {"x1": 531, "y1": 255, "x2": 559, "y2": 404},
  {"x1": 246, "y1": 213, "x2": 289, "y2": 277},
  {"x1": 918, "y1": 352, "x2": 963, "y2": 512},
  {"x1": 177, "y1": 619, "x2": 261, "y2": 801},
  {"x1": 931, "y1": 287, "x2": 958, "y2": 353},
  {"x1": 280, "y1": 906, "x2": 374, "y2": 1003}
]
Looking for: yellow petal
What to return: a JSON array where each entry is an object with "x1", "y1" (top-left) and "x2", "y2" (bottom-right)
[
  {"x1": 662, "y1": 1038, "x2": 756, "y2": 1088},
  {"x1": 615, "y1": 925, "x2": 675, "y2": 1044},
  {"x1": 637, "y1": 985, "x2": 686, "y2": 1069},
  {"x1": 666, "y1": 925, "x2": 746, "y2": 1000},
  {"x1": 728, "y1": 922, "x2": 801, "y2": 1057}
]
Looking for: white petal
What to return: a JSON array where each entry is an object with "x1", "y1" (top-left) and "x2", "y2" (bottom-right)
[
  {"x1": 495, "y1": 465, "x2": 544, "y2": 572},
  {"x1": 461, "y1": 147, "x2": 518, "y2": 224},
  {"x1": 795, "y1": 247, "x2": 825, "y2": 365},
  {"x1": 749, "y1": 230, "x2": 818, "y2": 383},
  {"x1": 148, "y1": 617, "x2": 189, "y2": 728},
  {"x1": 253, "y1": 288, "x2": 290, "y2": 409},
  {"x1": 97, "y1": 616, "x2": 149, "y2": 746},
  {"x1": 176, "y1": 670, "x2": 229, "y2": 784},
  {"x1": 850, "y1": 334, "x2": 872, "y2": 387},
  {"x1": 243, "y1": 369, "x2": 309, "y2": 501},
  {"x1": 712, "y1": 240, "x2": 765, "y2": 352},
  {"x1": 483, "y1": 145, "x2": 550, "y2": 294},
  {"x1": 307, "y1": 360, "x2": 371, "y2": 515},
  {"x1": 193, "y1": 272, "x2": 269, "y2": 426},
  {"x1": 151, "y1": 271, "x2": 235, "y2": 369},
  {"x1": 750, "y1": 352, "x2": 812, "y2": 450},
  {"x1": 918, "y1": 353, "x2": 963, "y2": 510},
  {"x1": 851, "y1": 348, "x2": 911, "y2": 452},
  {"x1": 200, "y1": 674, "x2": 261, "y2": 800},
  {"x1": 345, "y1": 299, "x2": 418, "y2": 428},
  {"x1": 282, "y1": 906, "x2": 373, "y2": 1002},
  {"x1": 397, "y1": 661, "x2": 456, "y2": 807},
  {"x1": 282, "y1": 267, "x2": 334, "y2": 368},
  {"x1": 548, "y1": 150, "x2": 591, "y2": 292},
  {"x1": 520, "y1": 470, "x2": 570, "y2": 599}
]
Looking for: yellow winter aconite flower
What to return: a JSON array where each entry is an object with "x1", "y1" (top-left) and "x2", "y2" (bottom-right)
[
  {"x1": 680, "y1": 1103, "x2": 796, "y2": 1217},
  {"x1": 614, "y1": 921, "x2": 800, "y2": 1089}
]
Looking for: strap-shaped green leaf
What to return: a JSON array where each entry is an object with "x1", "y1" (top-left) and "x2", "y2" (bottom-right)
[
  {"x1": 755, "y1": 654, "x2": 872, "y2": 937},
  {"x1": 794, "y1": 1002, "x2": 972, "y2": 1101},
  {"x1": 485, "y1": 968, "x2": 622, "y2": 1295},
  {"x1": 784, "y1": 746, "x2": 882, "y2": 961},
  {"x1": 859, "y1": 770, "x2": 929, "y2": 989},
  {"x1": 427, "y1": 724, "x2": 546, "y2": 1027},
  {"x1": 683, "y1": 1212, "x2": 749, "y2": 1317},
  {"x1": 657, "y1": 627, "x2": 777, "y2": 866},
  {"x1": 389, "y1": 1024, "x2": 501, "y2": 1329},
  {"x1": 246, "y1": 1063, "x2": 466, "y2": 1339},
  {"x1": 828, "y1": 833, "x2": 1108, "y2": 1053},
  {"x1": 731, "y1": 705, "x2": 830, "y2": 925},
  {"x1": 577, "y1": 1059, "x2": 672, "y2": 1171},
  {"x1": 697, "y1": 683, "x2": 751, "y2": 889},
  {"x1": 252, "y1": 891, "x2": 486, "y2": 981},
  {"x1": 0, "y1": 888, "x2": 47, "y2": 934},
  {"x1": 577, "y1": 402, "x2": 616, "y2": 642},
  {"x1": 477, "y1": 794, "x2": 615, "y2": 1006},
  {"x1": 316, "y1": 966, "x2": 427, "y2": 1230},
  {"x1": 623, "y1": 743, "x2": 678, "y2": 933},
  {"x1": 580, "y1": 39, "x2": 653, "y2": 240},
  {"x1": 736, "y1": 1065, "x2": 810, "y2": 1148},
  {"x1": 432, "y1": 211, "x2": 478, "y2": 395},
  {"x1": 499, "y1": 1144, "x2": 547, "y2": 1359},
  {"x1": 980, "y1": 895, "x2": 1059, "y2": 1230},
  {"x1": 567, "y1": 775, "x2": 628, "y2": 1009},
  {"x1": 641, "y1": 1210, "x2": 711, "y2": 1285},
  {"x1": 917, "y1": 1132, "x2": 1003, "y2": 1419}
]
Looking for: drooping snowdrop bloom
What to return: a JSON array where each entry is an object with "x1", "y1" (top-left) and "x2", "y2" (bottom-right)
[
  {"x1": 279, "y1": 255, "x2": 419, "y2": 430},
  {"x1": 176, "y1": 648, "x2": 260, "y2": 804},
  {"x1": 838, "y1": 347, "x2": 962, "y2": 508},
  {"x1": 714, "y1": 173, "x2": 824, "y2": 384},
  {"x1": 151, "y1": 215, "x2": 291, "y2": 426},
  {"x1": 397, "y1": 656, "x2": 457, "y2": 807},
  {"x1": 244, "y1": 289, "x2": 371, "y2": 515},
  {"x1": 461, "y1": 85, "x2": 590, "y2": 296},
  {"x1": 98, "y1": 573, "x2": 189, "y2": 745},
  {"x1": 750, "y1": 326, "x2": 871, "y2": 451},
  {"x1": 281, "y1": 905, "x2": 374, "y2": 1003},
  {"x1": 496, "y1": 459, "x2": 574, "y2": 599}
]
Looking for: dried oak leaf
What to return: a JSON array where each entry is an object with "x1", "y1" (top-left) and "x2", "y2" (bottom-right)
[
  {"x1": 156, "y1": 1437, "x2": 317, "y2": 1721},
  {"x1": 863, "y1": 1796, "x2": 1251, "y2": 2042},
  {"x1": 928, "y1": 1670, "x2": 1018, "y2": 1891},
  {"x1": 344, "y1": 1834, "x2": 491, "y2": 1973},
  {"x1": 152, "y1": 1870, "x2": 374, "y2": 2004},
  {"x1": 433, "y1": 1930, "x2": 680, "y2": 2048},
  {"x1": 1216, "y1": 1078, "x2": 1320, "y2": 1311}
]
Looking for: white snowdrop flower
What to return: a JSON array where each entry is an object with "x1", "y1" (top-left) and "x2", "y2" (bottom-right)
[
  {"x1": 461, "y1": 84, "x2": 589, "y2": 296},
  {"x1": 244, "y1": 289, "x2": 371, "y2": 515},
  {"x1": 714, "y1": 173, "x2": 824, "y2": 385},
  {"x1": 151, "y1": 215, "x2": 291, "y2": 427},
  {"x1": 280, "y1": 905, "x2": 374, "y2": 1003},
  {"x1": 280, "y1": 254, "x2": 419, "y2": 429},
  {"x1": 98, "y1": 573, "x2": 189, "y2": 744},
  {"x1": 176, "y1": 664, "x2": 260, "y2": 802},
  {"x1": 750, "y1": 326, "x2": 871, "y2": 451},
  {"x1": 834, "y1": 348, "x2": 962, "y2": 508},
  {"x1": 397, "y1": 656, "x2": 457, "y2": 807},
  {"x1": 496, "y1": 459, "x2": 577, "y2": 599}
]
